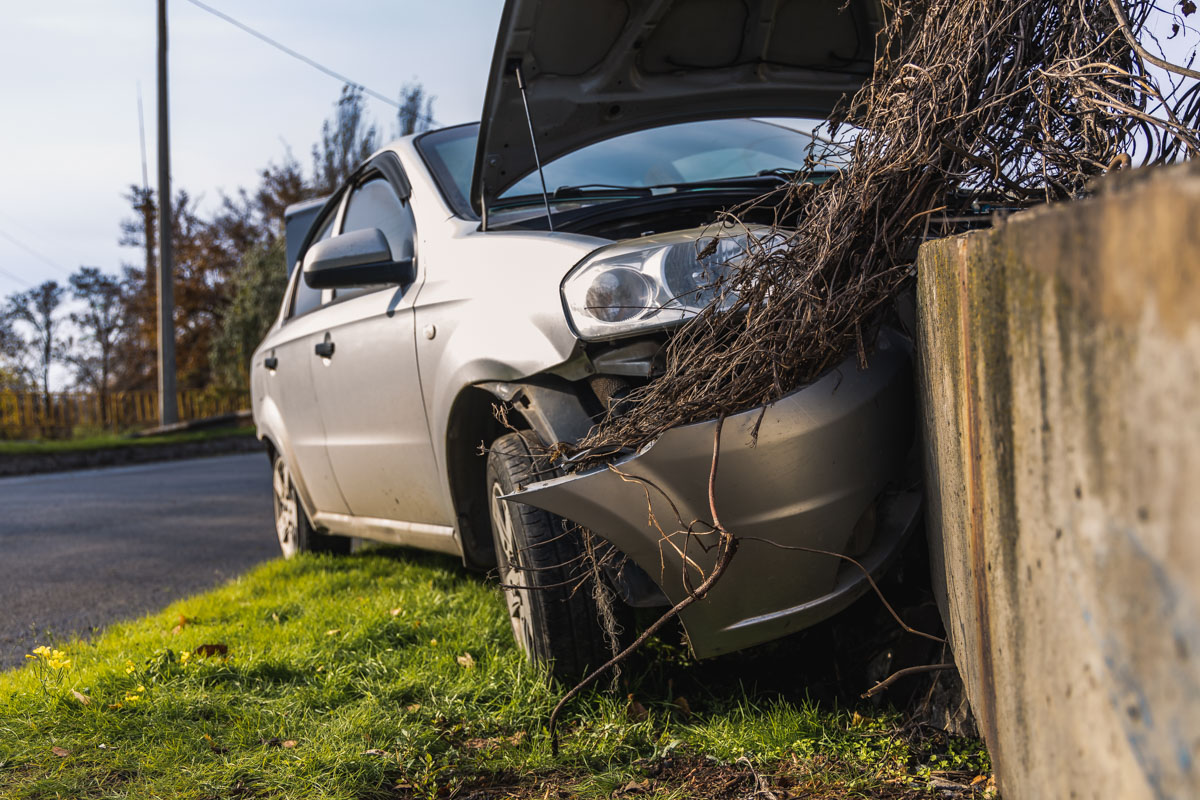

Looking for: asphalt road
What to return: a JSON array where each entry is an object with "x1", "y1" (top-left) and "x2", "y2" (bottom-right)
[{"x1": 0, "y1": 453, "x2": 278, "y2": 669}]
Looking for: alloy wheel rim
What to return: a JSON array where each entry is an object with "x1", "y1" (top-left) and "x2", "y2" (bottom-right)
[
  {"x1": 490, "y1": 481, "x2": 536, "y2": 657},
  {"x1": 273, "y1": 459, "x2": 299, "y2": 555}
]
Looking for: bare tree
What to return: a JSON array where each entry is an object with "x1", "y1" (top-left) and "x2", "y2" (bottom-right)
[
  {"x1": 0, "y1": 310, "x2": 29, "y2": 390},
  {"x1": 312, "y1": 85, "x2": 379, "y2": 195},
  {"x1": 396, "y1": 81, "x2": 436, "y2": 137},
  {"x1": 7, "y1": 280, "x2": 65, "y2": 414},
  {"x1": 66, "y1": 267, "x2": 123, "y2": 424}
]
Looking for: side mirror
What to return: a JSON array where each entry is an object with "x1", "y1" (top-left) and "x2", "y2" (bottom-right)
[{"x1": 302, "y1": 228, "x2": 415, "y2": 289}]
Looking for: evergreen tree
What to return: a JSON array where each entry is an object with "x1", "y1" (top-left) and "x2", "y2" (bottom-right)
[{"x1": 209, "y1": 238, "x2": 287, "y2": 393}]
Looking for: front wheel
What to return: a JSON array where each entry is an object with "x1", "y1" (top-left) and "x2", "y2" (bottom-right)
[
  {"x1": 487, "y1": 431, "x2": 623, "y2": 682},
  {"x1": 271, "y1": 452, "x2": 350, "y2": 558}
]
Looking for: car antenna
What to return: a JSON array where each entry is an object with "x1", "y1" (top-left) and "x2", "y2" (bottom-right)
[{"x1": 513, "y1": 62, "x2": 555, "y2": 232}]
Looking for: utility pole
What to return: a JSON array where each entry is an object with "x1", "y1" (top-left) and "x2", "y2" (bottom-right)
[{"x1": 156, "y1": 0, "x2": 179, "y2": 425}]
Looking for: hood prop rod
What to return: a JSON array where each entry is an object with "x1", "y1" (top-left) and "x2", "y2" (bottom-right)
[{"x1": 514, "y1": 63, "x2": 554, "y2": 232}]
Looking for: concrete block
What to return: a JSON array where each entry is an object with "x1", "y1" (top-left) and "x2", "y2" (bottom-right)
[{"x1": 918, "y1": 162, "x2": 1200, "y2": 799}]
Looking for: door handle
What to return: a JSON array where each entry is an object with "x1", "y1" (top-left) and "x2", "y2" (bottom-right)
[
  {"x1": 263, "y1": 356, "x2": 278, "y2": 370},
  {"x1": 314, "y1": 333, "x2": 335, "y2": 358}
]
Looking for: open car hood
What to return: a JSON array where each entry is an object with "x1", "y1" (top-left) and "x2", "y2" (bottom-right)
[{"x1": 472, "y1": 0, "x2": 883, "y2": 214}]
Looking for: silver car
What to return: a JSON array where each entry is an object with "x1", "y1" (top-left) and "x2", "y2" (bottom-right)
[{"x1": 253, "y1": 0, "x2": 916, "y2": 679}]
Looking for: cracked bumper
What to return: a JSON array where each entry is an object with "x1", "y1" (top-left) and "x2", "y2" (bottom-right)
[{"x1": 512, "y1": 328, "x2": 920, "y2": 658}]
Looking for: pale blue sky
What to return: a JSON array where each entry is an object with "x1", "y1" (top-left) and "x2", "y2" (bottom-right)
[{"x1": 0, "y1": 0, "x2": 504, "y2": 293}]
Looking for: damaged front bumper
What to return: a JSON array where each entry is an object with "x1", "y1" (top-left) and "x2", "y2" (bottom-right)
[{"x1": 510, "y1": 328, "x2": 920, "y2": 658}]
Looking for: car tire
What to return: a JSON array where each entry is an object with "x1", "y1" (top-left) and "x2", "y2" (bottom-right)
[
  {"x1": 271, "y1": 452, "x2": 351, "y2": 558},
  {"x1": 487, "y1": 430, "x2": 624, "y2": 682}
]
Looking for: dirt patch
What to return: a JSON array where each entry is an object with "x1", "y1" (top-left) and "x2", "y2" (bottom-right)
[{"x1": 391, "y1": 753, "x2": 992, "y2": 800}]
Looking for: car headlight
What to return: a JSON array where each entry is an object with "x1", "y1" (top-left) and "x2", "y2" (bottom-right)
[{"x1": 562, "y1": 226, "x2": 775, "y2": 341}]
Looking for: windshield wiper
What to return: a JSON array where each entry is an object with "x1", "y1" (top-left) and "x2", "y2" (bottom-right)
[
  {"x1": 493, "y1": 175, "x2": 795, "y2": 213},
  {"x1": 554, "y1": 174, "x2": 795, "y2": 196},
  {"x1": 552, "y1": 184, "x2": 654, "y2": 199}
]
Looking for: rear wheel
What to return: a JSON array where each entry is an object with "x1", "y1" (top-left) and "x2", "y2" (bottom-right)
[
  {"x1": 271, "y1": 452, "x2": 350, "y2": 558},
  {"x1": 487, "y1": 431, "x2": 622, "y2": 681}
]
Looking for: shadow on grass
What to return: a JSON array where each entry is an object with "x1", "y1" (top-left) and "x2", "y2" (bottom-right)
[{"x1": 350, "y1": 533, "x2": 946, "y2": 719}]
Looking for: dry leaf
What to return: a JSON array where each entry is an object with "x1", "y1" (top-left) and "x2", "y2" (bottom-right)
[
  {"x1": 456, "y1": 652, "x2": 475, "y2": 669},
  {"x1": 390, "y1": 608, "x2": 402, "y2": 616},
  {"x1": 673, "y1": 695, "x2": 692, "y2": 718},
  {"x1": 325, "y1": 629, "x2": 341, "y2": 636},
  {"x1": 627, "y1": 695, "x2": 649, "y2": 722},
  {"x1": 281, "y1": 740, "x2": 298, "y2": 749},
  {"x1": 194, "y1": 643, "x2": 228, "y2": 658},
  {"x1": 70, "y1": 689, "x2": 91, "y2": 706},
  {"x1": 506, "y1": 731, "x2": 528, "y2": 746},
  {"x1": 464, "y1": 737, "x2": 495, "y2": 751},
  {"x1": 405, "y1": 703, "x2": 421, "y2": 713},
  {"x1": 363, "y1": 748, "x2": 390, "y2": 756},
  {"x1": 171, "y1": 613, "x2": 190, "y2": 636},
  {"x1": 51, "y1": 746, "x2": 70, "y2": 758},
  {"x1": 971, "y1": 775, "x2": 987, "y2": 786}
]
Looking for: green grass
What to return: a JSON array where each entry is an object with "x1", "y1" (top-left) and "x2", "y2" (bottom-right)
[
  {"x1": 0, "y1": 549, "x2": 990, "y2": 799},
  {"x1": 0, "y1": 426, "x2": 255, "y2": 456}
]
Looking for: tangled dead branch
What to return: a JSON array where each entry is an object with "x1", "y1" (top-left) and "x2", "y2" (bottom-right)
[{"x1": 570, "y1": 0, "x2": 1199, "y2": 457}]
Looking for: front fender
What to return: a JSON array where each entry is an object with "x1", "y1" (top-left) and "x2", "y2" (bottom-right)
[{"x1": 412, "y1": 231, "x2": 603, "y2": 481}]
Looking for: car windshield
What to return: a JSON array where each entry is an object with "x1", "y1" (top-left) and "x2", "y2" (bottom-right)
[{"x1": 416, "y1": 118, "x2": 848, "y2": 220}]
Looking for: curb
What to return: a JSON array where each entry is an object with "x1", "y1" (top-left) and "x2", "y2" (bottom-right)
[{"x1": 0, "y1": 435, "x2": 264, "y2": 478}]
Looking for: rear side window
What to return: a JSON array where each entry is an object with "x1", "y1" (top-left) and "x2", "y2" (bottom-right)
[{"x1": 289, "y1": 213, "x2": 335, "y2": 319}]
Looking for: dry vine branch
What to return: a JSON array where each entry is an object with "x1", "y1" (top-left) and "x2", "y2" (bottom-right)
[
  {"x1": 566, "y1": 0, "x2": 1198, "y2": 459},
  {"x1": 862, "y1": 663, "x2": 958, "y2": 698}
]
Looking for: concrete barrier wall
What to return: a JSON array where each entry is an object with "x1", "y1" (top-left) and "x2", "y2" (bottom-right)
[{"x1": 918, "y1": 163, "x2": 1200, "y2": 799}]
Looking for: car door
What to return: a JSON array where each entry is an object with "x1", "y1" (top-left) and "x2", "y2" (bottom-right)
[
  {"x1": 307, "y1": 155, "x2": 447, "y2": 526},
  {"x1": 259, "y1": 208, "x2": 352, "y2": 516}
]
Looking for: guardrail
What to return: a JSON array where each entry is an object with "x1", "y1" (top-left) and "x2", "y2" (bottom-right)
[{"x1": 0, "y1": 389, "x2": 250, "y2": 439}]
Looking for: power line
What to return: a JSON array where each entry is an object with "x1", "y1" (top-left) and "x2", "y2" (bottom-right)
[
  {"x1": 182, "y1": 0, "x2": 402, "y2": 110},
  {"x1": 0, "y1": 225, "x2": 73, "y2": 280},
  {"x1": 0, "y1": 263, "x2": 33, "y2": 290}
]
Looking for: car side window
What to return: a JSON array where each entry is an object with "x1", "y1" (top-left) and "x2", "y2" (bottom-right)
[
  {"x1": 288, "y1": 212, "x2": 336, "y2": 319},
  {"x1": 335, "y1": 176, "x2": 416, "y2": 300}
]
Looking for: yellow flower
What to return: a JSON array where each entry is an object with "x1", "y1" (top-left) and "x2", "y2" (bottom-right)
[
  {"x1": 32, "y1": 646, "x2": 51, "y2": 658},
  {"x1": 136, "y1": 685, "x2": 146, "y2": 692},
  {"x1": 430, "y1": 638, "x2": 438, "y2": 646}
]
